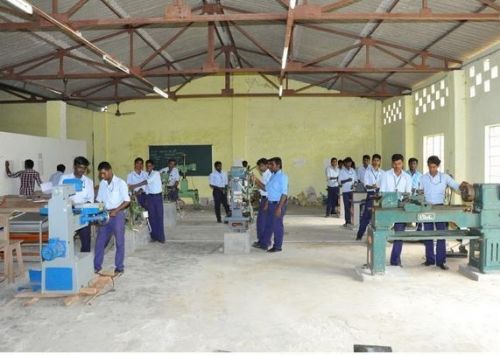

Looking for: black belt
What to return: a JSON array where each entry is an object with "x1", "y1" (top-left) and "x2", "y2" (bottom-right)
[
  {"x1": 148, "y1": 192, "x2": 162, "y2": 196},
  {"x1": 269, "y1": 201, "x2": 280, "y2": 204}
]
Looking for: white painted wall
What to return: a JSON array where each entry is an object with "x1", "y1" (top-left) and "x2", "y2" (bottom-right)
[{"x1": 0, "y1": 132, "x2": 86, "y2": 195}]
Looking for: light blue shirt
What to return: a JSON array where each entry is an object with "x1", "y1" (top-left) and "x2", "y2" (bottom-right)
[
  {"x1": 326, "y1": 166, "x2": 340, "y2": 187},
  {"x1": 209, "y1": 170, "x2": 228, "y2": 188},
  {"x1": 59, "y1": 173, "x2": 94, "y2": 204},
  {"x1": 259, "y1": 169, "x2": 273, "y2": 197},
  {"x1": 380, "y1": 169, "x2": 412, "y2": 193},
  {"x1": 339, "y1": 168, "x2": 358, "y2": 193},
  {"x1": 357, "y1": 166, "x2": 369, "y2": 184},
  {"x1": 421, "y1": 172, "x2": 460, "y2": 205},
  {"x1": 127, "y1": 170, "x2": 148, "y2": 193},
  {"x1": 96, "y1": 175, "x2": 130, "y2": 210},
  {"x1": 363, "y1": 166, "x2": 384, "y2": 192},
  {"x1": 49, "y1": 171, "x2": 64, "y2": 187},
  {"x1": 406, "y1": 170, "x2": 423, "y2": 190},
  {"x1": 266, "y1": 170, "x2": 288, "y2": 202},
  {"x1": 146, "y1": 170, "x2": 163, "y2": 194}
]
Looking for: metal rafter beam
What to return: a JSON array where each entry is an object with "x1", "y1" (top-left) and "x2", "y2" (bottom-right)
[
  {"x1": 322, "y1": 0, "x2": 361, "y2": 13},
  {"x1": 475, "y1": 0, "x2": 500, "y2": 11},
  {"x1": 65, "y1": 0, "x2": 90, "y2": 18},
  {"x1": 0, "y1": 11, "x2": 498, "y2": 31}
]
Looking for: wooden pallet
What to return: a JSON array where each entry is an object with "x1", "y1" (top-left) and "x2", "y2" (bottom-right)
[{"x1": 15, "y1": 271, "x2": 121, "y2": 306}]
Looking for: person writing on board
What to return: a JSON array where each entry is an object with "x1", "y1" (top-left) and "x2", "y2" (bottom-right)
[{"x1": 5, "y1": 159, "x2": 42, "y2": 196}]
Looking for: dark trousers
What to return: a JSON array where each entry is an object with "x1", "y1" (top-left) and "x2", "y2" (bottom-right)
[
  {"x1": 213, "y1": 188, "x2": 230, "y2": 222},
  {"x1": 77, "y1": 224, "x2": 92, "y2": 253},
  {"x1": 424, "y1": 222, "x2": 448, "y2": 265},
  {"x1": 256, "y1": 197, "x2": 267, "y2": 243},
  {"x1": 94, "y1": 211, "x2": 125, "y2": 272},
  {"x1": 356, "y1": 191, "x2": 375, "y2": 239},
  {"x1": 261, "y1": 202, "x2": 287, "y2": 250},
  {"x1": 326, "y1": 186, "x2": 340, "y2": 216},
  {"x1": 390, "y1": 223, "x2": 407, "y2": 266},
  {"x1": 146, "y1": 194, "x2": 165, "y2": 242},
  {"x1": 167, "y1": 187, "x2": 178, "y2": 202},
  {"x1": 136, "y1": 193, "x2": 147, "y2": 209},
  {"x1": 342, "y1": 192, "x2": 353, "y2": 224}
]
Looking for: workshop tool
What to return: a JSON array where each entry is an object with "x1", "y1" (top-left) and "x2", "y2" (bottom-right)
[
  {"x1": 366, "y1": 184, "x2": 500, "y2": 275},
  {"x1": 224, "y1": 166, "x2": 256, "y2": 232}
]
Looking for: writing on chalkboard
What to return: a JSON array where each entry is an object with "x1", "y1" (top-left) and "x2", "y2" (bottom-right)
[{"x1": 149, "y1": 145, "x2": 212, "y2": 176}]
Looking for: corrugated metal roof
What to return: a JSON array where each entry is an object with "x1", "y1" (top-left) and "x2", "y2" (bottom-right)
[{"x1": 0, "y1": 0, "x2": 499, "y2": 109}]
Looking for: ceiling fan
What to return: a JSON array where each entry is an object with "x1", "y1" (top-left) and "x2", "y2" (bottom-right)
[{"x1": 114, "y1": 102, "x2": 135, "y2": 117}]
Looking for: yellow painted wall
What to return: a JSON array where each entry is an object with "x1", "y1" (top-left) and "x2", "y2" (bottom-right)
[
  {"x1": 95, "y1": 75, "x2": 379, "y2": 198},
  {"x1": 66, "y1": 104, "x2": 96, "y2": 160},
  {"x1": 0, "y1": 102, "x2": 47, "y2": 136}
]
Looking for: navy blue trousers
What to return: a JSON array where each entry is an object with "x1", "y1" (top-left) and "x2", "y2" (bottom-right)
[
  {"x1": 167, "y1": 187, "x2": 178, "y2": 202},
  {"x1": 390, "y1": 223, "x2": 407, "y2": 266},
  {"x1": 424, "y1": 222, "x2": 448, "y2": 265},
  {"x1": 94, "y1": 211, "x2": 126, "y2": 272},
  {"x1": 136, "y1": 193, "x2": 147, "y2": 209},
  {"x1": 356, "y1": 191, "x2": 375, "y2": 239},
  {"x1": 326, "y1": 186, "x2": 340, "y2": 216},
  {"x1": 261, "y1": 202, "x2": 287, "y2": 250},
  {"x1": 146, "y1": 194, "x2": 165, "y2": 242},
  {"x1": 77, "y1": 224, "x2": 92, "y2": 253},
  {"x1": 213, "y1": 188, "x2": 230, "y2": 222},
  {"x1": 342, "y1": 192, "x2": 353, "y2": 224},
  {"x1": 256, "y1": 197, "x2": 267, "y2": 243}
]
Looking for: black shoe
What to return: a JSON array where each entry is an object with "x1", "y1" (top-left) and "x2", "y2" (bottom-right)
[
  {"x1": 157, "y1": 240, "x2": 165, "y2": 244},
  {"x1": 114, "y1": 269, "x2": 124, "y2": 276},
  {"x1": 94, "y1": 269, "x2": 102, "y2": 274},
  {"x1": 437, "y1": 264, "x2": 449, "y2": 270},
  {"x1": 422, "y1": 261, "x2": 434, "y2": 266},
  {"x1": 217, "y1": 220, "x2": 222, "y2": 223},
  {"x1": 252, "y1": 243, "x2": 267, "y2": 250},
  {"x1": 390, "y1": 263, "x2": 403, "y2": 267},
  {"x1": 267, "y1": 247, "x2": 282, "y2": 253},
  {"x1": 355, "y1": 237, "x2": 362, "y2": 241}
]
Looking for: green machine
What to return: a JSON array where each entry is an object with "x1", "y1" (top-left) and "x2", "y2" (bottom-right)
[
  {"x1": 367, "y1": 184, "x2": 500, "y2": 275},
  {"x1": 161, "y1": 160, "x2": 200, "y2": 207}
]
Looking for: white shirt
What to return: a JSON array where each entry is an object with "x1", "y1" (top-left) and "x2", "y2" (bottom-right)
[
  {"x1": 339, "y1": 168, "x2": 358, "y2": 193},
  {"x1": 209, "y1": 170, "x2": 228, "y2": 188},
  {"x1": 363, "y1": 166, "x2": 384, "y2": 192},
  {"x1": 421, "y1": 172, "x2": 460, "y2": 205},
  {"x1": 49, "y1": 171, "x2": 64, "y2": 187},
  {"x1": 58, "y1": 173, "x2": 95, "y2": 204},
  {"x1": 407, "y1": 170, "x2": 423, "y2": 190},
  {"x1": 160, "y1": 167, "x2": 180, "y2": 187},
  {"x1": 127, "y1": 170, "x2": 148, "y2": 193},
  {"x1": 357, "y1": 166, "x2": 369, "y2": 184},
  {"x1": 96, "y1": 175, "x2": 130, "y2": 210},
  {"x1": 145, "y1": 170, "x2": 163, "y2": 194},
  {"x1": 259, "y1": 169, "x2": 273, "y2": 197},
  {"x1": 380, "y1": 169, "x2": 412, "y2": 193},
  {"x1": 325, "y1": 166, "x2": 340, "y2": 187}
]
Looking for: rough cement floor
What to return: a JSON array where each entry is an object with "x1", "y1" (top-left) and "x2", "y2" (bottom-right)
[{"x1": 1, "y1": 205, "x2": 500, "y2": 352}]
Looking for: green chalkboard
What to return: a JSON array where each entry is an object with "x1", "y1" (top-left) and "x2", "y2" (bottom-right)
[{"x1": 148, "y1": 145, "x2": 212, "y2": 176}]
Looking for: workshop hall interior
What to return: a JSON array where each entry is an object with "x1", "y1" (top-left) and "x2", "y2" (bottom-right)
[{"x1": 0, "y1": 0, "x2": 500, "y2": 353}]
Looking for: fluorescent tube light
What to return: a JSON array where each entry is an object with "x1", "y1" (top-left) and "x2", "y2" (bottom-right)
[
  {"x1": 153, "y1": 86, "x2": 169, "y2": 99},
  {"x1": 102, "y1": 54, "x2": 130, "y2": 74},
  {"x1": 281, "y1": 47, "x2": 289, "y2": 70},
  {"x1": 290, "y1": 0, "x2": 296, "y2": 9},
  {"x1": 278, "y1": 85, "x2": 283, "y2": 97},
  {"x1": 5, "y1": 0, "x2": 33, "y2": 14}
]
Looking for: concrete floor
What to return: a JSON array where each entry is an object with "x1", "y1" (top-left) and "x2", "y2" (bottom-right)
[{"x1": 1, "y1": 205, "x2": 500, "y2": 352}]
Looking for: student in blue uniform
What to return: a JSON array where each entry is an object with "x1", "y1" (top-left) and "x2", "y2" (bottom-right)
[
  {"x1": 325, "y1": 157, "x2": 340, "y2": 217},
  {"x1": 420, "y1": 155, "x2": 467, "y2": 270},
  {"x1": 253, "y1": 157, "x2": 288, "y2": 252},
  {"x1": 380, "y1": 154, "x2": 412, "y2": 266},
  {"x1": 356, "y1": 154, "x2": 383, "y2": 240},
  {"x1": 129, "y1": 160, "x2": 165, "y2": 243},
  {"x1": 127, "y1": 157, "x2": 148, "y2": 208},
  {"x1": 209, "y1": 161, "x2": 230, "y2": 223},
  {"x1": 252, "y1": 158, "x2": 272, "y2": 248},
  {"x1": 339, "y1": 157, "x2": 358, "y2": 227},
  {"x1": 59, "y1": 156, "x2": 94, "y2": 252},
  {"x1": 94, "y1": 162, "x2": 130, "y2": 275}
]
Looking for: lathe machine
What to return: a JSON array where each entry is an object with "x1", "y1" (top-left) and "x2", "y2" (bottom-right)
[
  {"x1": 224, "y1": 166, "x2": 256, "y2": 232},
  {"x1": 32, "y1": 180, "x2": 109, "y2": 294},
  {"x1": 367, "y1": 184, "x2": 500, "y2": 275}
]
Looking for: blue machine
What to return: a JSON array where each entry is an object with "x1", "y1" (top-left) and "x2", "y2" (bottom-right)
[
  {"x1": 34, "y1": 180, "x2": 109, "y2": 294},
  {"x1": 224, "y1": 166, "x2": 255, "y2": 232}
]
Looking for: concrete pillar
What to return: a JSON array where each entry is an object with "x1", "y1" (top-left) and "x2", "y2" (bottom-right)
[
  {"x1": 403, "y1": 95, "x2": 416, "y2": 160},
  {"x1": 231, "y1": 97, "x2": 248, "y2": 164},
  {"x1": 46, "y1": 101, "x2": 67, "y2": 139}
]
